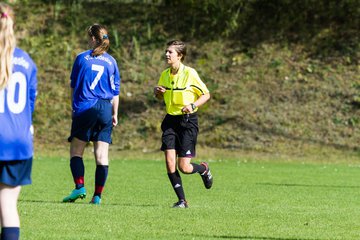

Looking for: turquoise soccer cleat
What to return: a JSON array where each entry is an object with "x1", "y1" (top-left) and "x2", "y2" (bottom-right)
[
  {"x1": 63, "y1": 187, "x2": 86, "y2": 202},
  {"x1": 89, "y1": 195, "x2": 101, "y2": 205}
]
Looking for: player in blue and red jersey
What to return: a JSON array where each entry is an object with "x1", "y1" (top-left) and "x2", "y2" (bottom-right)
[
  {"x1": 63, "y1": 24, "x2": 121, "y2": 205},
  {"x1": 0, "y1": 3, "x2": 37, "y2": 240}
]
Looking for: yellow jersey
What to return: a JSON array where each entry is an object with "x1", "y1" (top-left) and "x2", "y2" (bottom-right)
[{"x1": 158, "y1": 63, "x2": 209, "y2": 115}]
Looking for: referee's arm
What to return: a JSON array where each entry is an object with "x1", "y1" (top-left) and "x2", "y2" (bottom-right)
[
  {"x1": 182, "y1": 93, "x2": 210, "y2": 113},
  {"x1": 194, "y1": 93, "x2": 210, "y2": 108}
]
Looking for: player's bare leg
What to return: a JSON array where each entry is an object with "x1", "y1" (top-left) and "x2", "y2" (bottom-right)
[{"x1": 0, "y1": 184, "x2": 21, "y2": 239}]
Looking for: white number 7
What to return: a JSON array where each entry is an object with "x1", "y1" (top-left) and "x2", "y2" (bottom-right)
[{"x1": 90, "y1": 64, "x2": 104, "y2": 90}]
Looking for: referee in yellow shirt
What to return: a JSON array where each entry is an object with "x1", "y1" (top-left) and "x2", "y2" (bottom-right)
[{"x1": 154, "y1": 40, "x2": 213, "y2": 208}]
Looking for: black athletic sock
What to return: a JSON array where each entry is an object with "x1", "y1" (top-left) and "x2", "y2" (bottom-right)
[
  {"x1": 1, "y1": 227, "x2": 19, "y2": 240},
  {"x1": 168, "y1": 170, "x2": 186, "y2": 201},
  {"x1": 191, "y1": 163, "x2": 206, "y2": 174},
  {"x1": 70, "y1": 156, "x2": 85, "y2": 189},
  {"x1": 94, "y1": 165, "x2": 108, "y2": 198}
]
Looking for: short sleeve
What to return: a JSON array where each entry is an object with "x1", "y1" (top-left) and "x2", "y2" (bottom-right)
[
  {"x1": 189, "y1": 68, "x2": 209, "y2": 95},
  {"x1": 112, "y1": 62, "x2": 121, "y2": 95},
  {"x1": 29, "y1": 64, "x2": 38, "y2": 113},
  {"x1": 70, "y1": 56, "x2": 80, "y2": 88}
]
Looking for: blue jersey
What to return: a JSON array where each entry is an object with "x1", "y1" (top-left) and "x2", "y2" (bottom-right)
[
  {"x1": 0, "y1": 48, "x2": 37, "y2": 161},
  {"x1": 70, "y1": 50, "x2": 121, "y2": 116}
]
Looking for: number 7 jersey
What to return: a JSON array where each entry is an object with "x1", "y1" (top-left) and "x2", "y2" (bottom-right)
[
  {"x1": 0, "y1": 47, "x2": 37, "y2": 160},
  {"x1": 70, "y1": 50, "x2": 121, "y2": 117}
]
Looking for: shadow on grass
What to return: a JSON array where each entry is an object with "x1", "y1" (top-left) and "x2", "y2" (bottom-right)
[
  {"x1": 19, "y1": 199, "x2": 64, "y2": 204},
  {"x1": 257, "y1": 182, "x2": 360, "y2": 189},
  {"x1": 19, "y1": 199, "x2": 158, "y2": 207},
  {"x1": 188, "y1": 234, "x2": 325, "y2": 240}
]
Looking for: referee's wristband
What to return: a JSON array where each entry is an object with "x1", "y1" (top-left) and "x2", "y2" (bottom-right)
[{"x1": 190, "y1": 103, "x2": 197, "y2": 111}]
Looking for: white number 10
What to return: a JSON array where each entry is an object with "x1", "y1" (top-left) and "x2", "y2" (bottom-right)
[
  {"x1": 0, "y1": 72, "x2": 27, "y2": 114},
  {"x1": 90, "y1": 64, "x2": 104, "y2": 90}
]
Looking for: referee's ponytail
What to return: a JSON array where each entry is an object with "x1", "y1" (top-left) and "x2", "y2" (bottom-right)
[{"x1": 88, "y1": 24, "x2": 109, "y2": 57}]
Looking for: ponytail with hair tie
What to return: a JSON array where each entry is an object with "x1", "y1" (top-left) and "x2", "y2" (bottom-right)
[{"x1": 87, "y1": 24, "x2": 110, "y2": 56}]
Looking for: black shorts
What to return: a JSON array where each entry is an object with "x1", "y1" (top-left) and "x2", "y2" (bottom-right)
[
  {"x1": 160, "y1": 113, "x2": 199, "y2": 158},
  {"x1": 68, "y1": 99, "x2": 113, "y2": 144}
]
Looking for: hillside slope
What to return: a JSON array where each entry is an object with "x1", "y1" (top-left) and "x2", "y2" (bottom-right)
[{"x1": 10, "y1": 1, "x2": 359, "y2": 156}]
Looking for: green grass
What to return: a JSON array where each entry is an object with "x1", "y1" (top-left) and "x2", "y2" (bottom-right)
[{"x1": 19, "y1": 153, "x2": 360, "y2": 239}]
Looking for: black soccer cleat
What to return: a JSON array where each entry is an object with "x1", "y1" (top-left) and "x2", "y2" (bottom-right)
[
  {"x1": 200, "y1": 162, "x2": 213, "y2": 189},
  {"x1": 172, "y1": 200, "x2": 188, "y2": 208}
]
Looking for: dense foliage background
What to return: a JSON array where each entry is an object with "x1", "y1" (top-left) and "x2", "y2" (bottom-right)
[{"x1": 7, "y1": 0, "x2": 359, "y2": 155}]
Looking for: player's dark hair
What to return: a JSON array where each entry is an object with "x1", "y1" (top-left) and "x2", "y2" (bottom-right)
[
  {"x1": 167, "y1": 40, "x2": 187, "y2": 62},
  {"x1": 88, "y1": 24, "x2": 109, "y2": 56}
]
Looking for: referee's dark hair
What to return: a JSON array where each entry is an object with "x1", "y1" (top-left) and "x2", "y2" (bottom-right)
[{"x1": 167, "y1": 40, "x2": 187, "y2": 62}]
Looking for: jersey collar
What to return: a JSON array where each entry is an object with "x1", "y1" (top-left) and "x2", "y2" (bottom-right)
[{"x1": 168, "y1": 62, "x2": 185, "y2": 76}]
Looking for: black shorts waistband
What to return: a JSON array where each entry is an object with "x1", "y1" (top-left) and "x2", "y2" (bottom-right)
[{"x1": 166, "y1": 112, "x2": 197, "y2": 119}]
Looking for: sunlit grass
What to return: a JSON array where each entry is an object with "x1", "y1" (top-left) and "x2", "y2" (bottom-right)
[{"x1": 19, "y1": 154, "x2": 360, "y2": 239}]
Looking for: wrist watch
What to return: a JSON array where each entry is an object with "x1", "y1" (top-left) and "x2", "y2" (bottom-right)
[{"x1": 191, "y1": 103, "x2": 197, "y2": 111}]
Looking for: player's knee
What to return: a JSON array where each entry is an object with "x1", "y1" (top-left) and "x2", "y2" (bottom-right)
[
  {"x1": 178, "y1": 163, "x2": 191, "y2": 174},
  {"x1": 96, "y1": 158, "x2": 108, "y2": 165},
  {"x1": 70, "y1": 151, "x2": 83, "y2": 158}
]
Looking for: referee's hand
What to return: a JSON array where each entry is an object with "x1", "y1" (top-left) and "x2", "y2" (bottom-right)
[
  {"x1": 154, "y1": 86, "x2": 166, "y2": 99},
  {"x1": 181, "y1": 105, "x2": 193, "y2": 113}
]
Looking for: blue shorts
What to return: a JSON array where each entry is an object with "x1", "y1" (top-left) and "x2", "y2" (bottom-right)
[
  {"x1": 160, "y1": 113, "x2": 199, "y2": 158},
  {"x1": 0, "y1": 158, "x2": 32, "y2": 186},
  {"x1": 68, "y1": 99, "x2": 113, "y2": 144}
]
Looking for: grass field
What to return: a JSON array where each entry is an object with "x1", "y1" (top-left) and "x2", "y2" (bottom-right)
[{"x1": 18, "y1": 150, "x2": 360, "y2": 239}]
